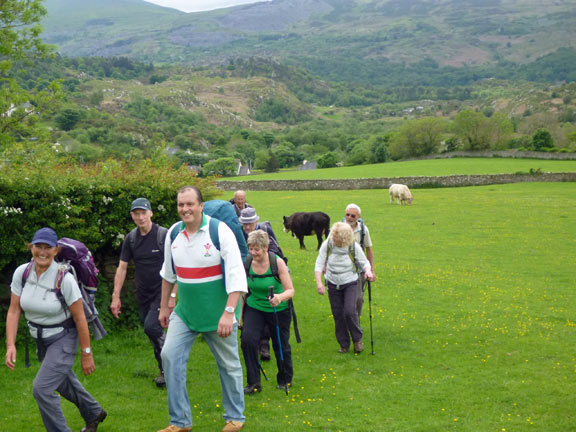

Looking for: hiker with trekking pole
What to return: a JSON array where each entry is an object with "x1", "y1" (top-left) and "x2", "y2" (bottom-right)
[
  {"x1": 315, "y1": 222, "x2": 374, "y2": 354},
  {"x1": 241, "y1": 230, "x2": 295, "y2": 395}
]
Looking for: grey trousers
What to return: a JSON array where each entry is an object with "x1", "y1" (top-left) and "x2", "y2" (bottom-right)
[
  {"x1": 33, "y1": 328, "x2": 102, "y2": 432},
  {"x1": 327, "y1": 280, "x2": 363, "y2": 349},
  {"x1": 356, "y1": 274, "x2": 366, "y2": 316}
]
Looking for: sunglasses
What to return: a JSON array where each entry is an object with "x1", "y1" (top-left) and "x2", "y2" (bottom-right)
[{"x1": 345, "y1": 213, "x2": 358, "y2": 218}]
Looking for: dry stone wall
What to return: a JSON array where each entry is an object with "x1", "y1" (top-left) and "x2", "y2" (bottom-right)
[
  {"x1": 412, "y1": 150, "x2": 576, "y2": 161},
  {"x1": 217, "y1": 172, "x2": 576, "y2": 191}
]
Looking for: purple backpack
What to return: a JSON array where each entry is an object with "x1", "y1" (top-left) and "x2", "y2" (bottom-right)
[
  {"x1": 22, "y1": 237, "x2": 106, "y2": 341},
  {"x1": 56, "y1": 237, "x2": 99, "y2": 291}
]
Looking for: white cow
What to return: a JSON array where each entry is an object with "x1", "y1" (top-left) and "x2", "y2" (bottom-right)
[{"x1": 389, "y1": 184, "x2": 413, "y2": 205}]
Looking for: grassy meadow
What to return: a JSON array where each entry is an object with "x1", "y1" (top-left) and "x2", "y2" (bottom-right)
[
  {"x1": 225, "y1": 158, "x2": 576, "y2": 181},
  {"x1": 1, "y1": 181, "x2": 575, "y2": 431}
]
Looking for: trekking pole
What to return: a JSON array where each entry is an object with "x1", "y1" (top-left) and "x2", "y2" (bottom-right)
[
  {"x1": 268, "y1": 286, "x2": 288, "y2": 395},
  {"x1": 368, "y1": 280, "x2": 375, "y2": 355},
  {"x1": 259, "y1": 362, "x2": 269, "y2": 381}
]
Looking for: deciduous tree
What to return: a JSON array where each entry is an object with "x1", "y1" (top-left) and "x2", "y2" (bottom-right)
[{"x1": 1, "y1": 0, "x2": 63, "y2": 147}]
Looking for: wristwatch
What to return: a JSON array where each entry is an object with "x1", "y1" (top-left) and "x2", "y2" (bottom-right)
[
  {"x1": 81, "y1": 347, "x2": 92, "y2": 355},
  {"x1": 224, "y1": 306, "x2": 235, "y2": 314},
  {"x1": 170, "y1": 292, "x2": 177, "y2": 299}
]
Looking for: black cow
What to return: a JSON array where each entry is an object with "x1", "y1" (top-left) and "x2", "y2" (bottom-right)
[{"x1": 283, "y1": 212, "x2": 330, "y2": 250}]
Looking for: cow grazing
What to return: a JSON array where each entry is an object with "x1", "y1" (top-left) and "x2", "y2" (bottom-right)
[
  {"x1": 389, "y1": 184, "x2": 414, "y2": 205},
  {"x1": 283, "y1": 212, "x2": 330, "y2": 249}
]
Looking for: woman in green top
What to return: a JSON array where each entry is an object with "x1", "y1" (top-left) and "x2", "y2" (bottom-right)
[{"x1": 241, "y1": 230, "x2": 295, "y2": 394}]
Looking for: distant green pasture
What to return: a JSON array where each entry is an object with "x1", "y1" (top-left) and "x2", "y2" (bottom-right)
[
  {"x1": 224, "y1": 158, "x2": 576, "y2": 181},
  {"x1": 1, "y1": 183, "x2": 574, "y2": 431}
]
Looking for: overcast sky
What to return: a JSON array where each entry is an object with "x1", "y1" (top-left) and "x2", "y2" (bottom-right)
[{"x1": 144, "y1": 0, "x2": 270, "y2": 13}]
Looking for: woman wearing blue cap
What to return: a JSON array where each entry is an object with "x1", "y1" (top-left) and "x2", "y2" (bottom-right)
[{"x1": 5, "y1": 227, "x2": 106, "y2": 432}]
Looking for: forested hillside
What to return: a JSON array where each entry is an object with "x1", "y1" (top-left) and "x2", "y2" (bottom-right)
[
  {"x1": 7, "y1": 54, "x2": 575, "y2": 174},
  {"x1": 3, "y1": 0, "x2": 576, "y2": 177}
]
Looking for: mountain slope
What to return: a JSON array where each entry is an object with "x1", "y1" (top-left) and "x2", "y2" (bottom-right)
[{"x1": 41, "y1": 0, "x2": 576, "y2": 83}]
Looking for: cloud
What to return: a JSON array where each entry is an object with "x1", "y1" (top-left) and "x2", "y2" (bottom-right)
[{"x1": 144, "y1": 0, "x2": 270, "y2": 13}]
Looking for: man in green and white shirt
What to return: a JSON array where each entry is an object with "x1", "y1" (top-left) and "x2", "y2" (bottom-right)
[{"x1": 158, "y1": 186, "x2": 247, "y2": 432}]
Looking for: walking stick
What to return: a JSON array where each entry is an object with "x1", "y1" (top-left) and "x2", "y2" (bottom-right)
[
  {"x1": 268, "y1": 286, "x2": 289, "y2": 395},
  {"x1": 367, "y1": 280, "x2": 375, "y2": 355},
  {"x1": 259, "y1": 362, "x2": 269, "y2": 381}
]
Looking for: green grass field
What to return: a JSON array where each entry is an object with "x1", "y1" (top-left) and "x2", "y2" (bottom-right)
[
  {"x1": 224, "y1": 158, "x2": 576, "y2": 181},
  {"x1": 1, "y1": 182, "x2": 575, "y2": 431}
]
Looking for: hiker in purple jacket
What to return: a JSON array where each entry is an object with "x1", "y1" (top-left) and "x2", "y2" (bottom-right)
[{"x1": 5, "y1": 227, "x2": 106, "y2": 432}]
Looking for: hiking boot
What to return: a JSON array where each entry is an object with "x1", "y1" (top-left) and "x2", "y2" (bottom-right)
[
  {"x1": 276, "y1": 382, "x2": 292, "y2": 390},
  {"x1": 243, "y1": 383, "x2": 262, "y2": 394},
  {"x1": 154, "y1": 373, "x2": 166, "y2": 388},
  {"x1": 354, "y1": 341, "x2": 364, "y2": 353},
  {"x1": 222, "y1": 420, "x2": 245, "y2": 432},
  {"x1": 338, "y1": 346, "x2": 349, "y2": 353},
  {"x1": 157, "y1": 425, "x2": 192, "y2": 432},
  {"x1": 259, "y1": 347, "x2": 271, "y2": 361},
  {"x1": 81, "y1": 409, "x2": 107, "y2": 432}
]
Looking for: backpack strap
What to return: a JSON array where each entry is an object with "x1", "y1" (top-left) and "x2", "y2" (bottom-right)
[
  {"x1": 243, "y1": 254, "x2": 253, "y2": 278},
  {"x1": 127, "y1": 227, "x2": 138, "y2": 250},
  {"x1": 269, "y1": 252, "x2": 301, "y2": 343},
  {"x1": 209, "y1": 217, "x2": 221, "y2": 251},
  {"x1": 168, "y1": 219, "x2": 222, "y2": 275},
  {"x1": 341, "y1": 217, "x2": 366, "y2": 250},
  {"x1": 290, "y1": 300, "x2": 302, "y2": 343},
  {"x1": 358, "y1": 218, "x2": 366, "y2": 250},
  {"x1": 157, "y1": 225, "x2": 168, "y2": 252},
  {"x1": 267, "y1": 251, "x2": 280, "y2": 283},
  {"x1": 208, "y1": 217, "x2": 227, "y2": 284},
  {"x1": 244, "y1": 252, "x2": 281, "y2": 283},
  {"x1": 349, "y1": 244, "x2": 359, "y2": 273},
  {"x1": 129, "y1": 225, "x2": 167, "y2": 252},
  {"x1": 169, "y1": 221, "x2": 184, "y2": 274},
  {"x1": 21, "y1": 260, "x2": 35, "y2": 287},
  {"x1": 325, "y1": 242, "x2": 359, "y2": 273}
]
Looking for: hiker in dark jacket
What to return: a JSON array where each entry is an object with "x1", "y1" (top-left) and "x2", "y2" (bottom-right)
[
  {"x1": 229, "y1": 190, "x2": 253, "y2": 217},
  {"x1": 5, "y1": 227, "x2": 107, "y2": 432},
  {"x1": 111, "y1": 197, "x2": 167, "y2": 387},
  {"x1": 238, "y1": 207, "x2": 285, "y2": 264},
  {"x1": 241, "y1": 230, "x2": 294, "y2": 395}
]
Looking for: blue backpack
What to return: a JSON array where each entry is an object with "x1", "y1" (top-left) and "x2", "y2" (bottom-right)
[{"x1": 169, "y1": 200, "x2": 249, "y2": 273}]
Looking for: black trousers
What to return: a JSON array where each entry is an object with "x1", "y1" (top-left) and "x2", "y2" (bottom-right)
[
  {"x1": 139, "y1": 296, "x2": 165, "y2": 373},
  {"x1": 241, "y1": 305, "x2": 293, "y2": 386}
]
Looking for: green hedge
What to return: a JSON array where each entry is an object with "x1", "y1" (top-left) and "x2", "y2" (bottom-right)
[{"x1": 0, "y1": 157, "x2": 220, "y2": 307}]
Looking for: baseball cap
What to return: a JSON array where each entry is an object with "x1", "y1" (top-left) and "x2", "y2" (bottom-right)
[
  {"x1": 131, "y1": 198, "x2": 152, "y2": 212},
  {"x1": 31, "y1": 227, "x2": 58, "y2": 247}
]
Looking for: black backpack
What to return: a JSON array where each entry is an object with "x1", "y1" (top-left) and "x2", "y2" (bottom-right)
[{"x1": 244, "y1": 251, "x2": 301, "y2": 343}]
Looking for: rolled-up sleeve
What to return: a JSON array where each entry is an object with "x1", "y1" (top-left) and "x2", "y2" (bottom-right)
[
  {"x1": 355, "y1": 243, "x2": 370, "y2": 272},
  {"x1": 160, "y1": 222, "x2": 179, "y2": 284},
  {"x1": 218, "y1": 222, "x2": 248, "y2": 295},
  {"x1": 314, "y1": 240, "x2": 329, "y2": 273}
]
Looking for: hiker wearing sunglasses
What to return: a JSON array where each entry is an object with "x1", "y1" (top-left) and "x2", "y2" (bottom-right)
[{"x1": 344, "y1": 203, "x2": 376, "y2": 316}]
